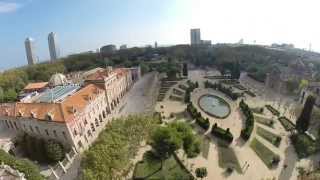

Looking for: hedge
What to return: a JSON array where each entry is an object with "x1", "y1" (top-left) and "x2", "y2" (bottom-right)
[
  {"x1": 204, "y1": 81, "x2": 241, "y2": 100},
  {"x1": 0, "y1": 149, "x2": 43, "y2": 180},
  {"x1": 239, "y1": 100, "x2": 254, "y2": 141},
  {"x1": 265, "y1": 105, "x2": 280, "y2": 116},
  {"x1": 278, "y1": 116, "x2": 295, "y2": 131},
  {"x1": 187, "y1": 103, "x2": 210, "y2": 130},
  {"x1": 211, "y1": 123, "x2": 233, "y2": 144}
]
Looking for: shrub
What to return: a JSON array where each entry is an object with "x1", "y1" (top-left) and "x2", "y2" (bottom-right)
[
  {"x1": 196, "y1": 117, "x2": 210, "y2": 130},
  {"x1": 195, "y1": 167, "x2": 207, "y2": 179},
  {"x1": 291, "y1": 133, "x2": 317, "y2": 158},
  {"x1": 0, "y1": 149, "x2": 43, "y2": 180},
  {"x1": 239, "y1": 100, "x2": 254, "y2": 141},
  {"x1": 45, "y1": 140, "x2": 65, "y2": 163},
  {"x1": 211, "y1": 124, "x2": 233, "y2": 144},
  {"x1": 204, "y1": 81, "x2": 241, "y2": 100}
]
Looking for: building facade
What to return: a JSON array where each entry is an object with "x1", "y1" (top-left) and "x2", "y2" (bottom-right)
[
  {"x1": 190, "y1": 28, "x2": 201, "y2": 45},
  {"x1": 24, "y1": 38, "x2": 37, "y2": 65},
  {"x1": 48, "y1": 32, "x2": 60, "y2": 61},
  {"x1": 0, "y1": 67, "x2": 135, "y2": 151}
]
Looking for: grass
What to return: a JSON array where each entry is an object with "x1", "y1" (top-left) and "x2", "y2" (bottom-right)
[
  {"x1": 254, "y1": 115, "x2": 274, "y2": 128},
  {"x1": 278, "y1": 116, "x2": 295, "y2": 131},
  {"x1": 218, "y1": 146, "x2": 242, "y2": 173},
  {"x1": 201, "y1": 135, "x2": 211, "y2": 159},
  {"x1": 256, "y1": 126, "x2": 281, "y2": 147},
  {"x1": 133, "y1": 152, "x2": 192, "y2": 180},
  {"x1": 250, "y1": 138, "x2": 280, "y2": 169}
]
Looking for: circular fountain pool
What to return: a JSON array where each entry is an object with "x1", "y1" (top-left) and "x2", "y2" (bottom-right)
[{"x1": 198, "y1": 95, "x2": 231, "y2": 119}]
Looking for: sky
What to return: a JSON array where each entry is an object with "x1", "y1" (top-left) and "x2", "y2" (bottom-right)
[{"x1": 0, "y1": 0, "x2": 320, "y2": 70}]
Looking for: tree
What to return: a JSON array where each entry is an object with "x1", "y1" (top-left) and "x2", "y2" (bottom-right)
[
  {"x1": 195, "y1": 167, "x2": 207, "y2": 179},
  {"x1": 296, "y1": 95, "x2": 316, "y2": 132},
  {"x1": 231, "y1": 61, "x2": 241, "y2": 79},
  {"x1": 150, "y1": 127, "x2": 182, "y2": 168},
  {"x1": 45, "y1": 140, "x2": 65, "y2": 163}
]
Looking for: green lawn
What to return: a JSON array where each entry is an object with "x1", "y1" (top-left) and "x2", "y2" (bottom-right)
[
  {"x1": 218, "y1": 146, "x2": 242, "y2": 173},
  {"x1": 256, "y1": 126, "x2": 281, "y2": 147},
  {"x1": 278, "y1": 116, "x2": 295, "y2": 131},
  {"x1": 254, "y1": 115, "x2": 274, "y2": 128},
  {"x1": 250, "y1": 138, "x2": 280, "y2": 169},
  {"x1": 133, "y1": 152, "x2": 192, "y2": 180}
]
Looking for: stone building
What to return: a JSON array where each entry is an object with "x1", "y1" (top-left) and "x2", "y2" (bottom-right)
[{"x1": 0, "y1": 66, "x2": 134, "y2": 151}]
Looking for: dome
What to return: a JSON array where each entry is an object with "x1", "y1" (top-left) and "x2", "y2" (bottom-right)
[{"x1": 49, "y1": 73, "x2": 68, "y2": 87}]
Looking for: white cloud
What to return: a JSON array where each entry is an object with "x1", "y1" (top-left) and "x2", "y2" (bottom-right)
[{"x1": 0, "y1": 2, "x2": 22, "y2": 13}]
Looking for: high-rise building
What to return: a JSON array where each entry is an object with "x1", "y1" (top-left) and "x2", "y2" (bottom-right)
[
  {"x1": 154, "y1": 41, "x2": 158, "y2": 48},
  {"x1": 24, "y1": 37, "x2": 37, "y2": 65},
  {"x1": 190, "y1": 28, "x2": 201, "y2": 45},
  {"x1": 48, "y1": 32, "x2": 60, "y2": 61},
  {"x1": 120, "y1": 44, "x2": 127, "y2": 50}
]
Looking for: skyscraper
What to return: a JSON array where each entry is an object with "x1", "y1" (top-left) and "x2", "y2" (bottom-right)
[
  {"x1": 48, "y1": 32, "x2": 60, "y2": 61},
  {"x1": 190, "y1": 28, "x2": 201, "y2": 45},
  {"x1": 24, "y1": 37, "x2": 37, "y2": 65}
]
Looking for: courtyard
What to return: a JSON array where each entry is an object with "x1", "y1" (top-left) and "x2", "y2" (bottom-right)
[{"x1": 147, "y1": 69, "x2": 319, "y2": 180}]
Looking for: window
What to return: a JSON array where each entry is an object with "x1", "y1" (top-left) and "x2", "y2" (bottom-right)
[
  {"x1": 45, "y1": 129, "x2": 49, "y2": 136},
  {"x1": 102, "y1": 111, "x2": 106, "y2": 118},
  {"x1": 62, "y1": 131, "x2": 67, "y2": 139},
  {"x1": 95, "y1": 118, "x2": 99, "y2": 127},
  {"x1": 13, "y1": 122, "x2": 18, "y2": 130},
  {"x1": 5, "y1": 121, "x2": 9, "y2": 128},
  {"x1": 84, "y1": 119, "x2": 88, "y2": 125},
  {"x1": 90, "y1": 123, "x2": 95, "y2": 132},
  {"x1": 87, "y1": 130, "x2": 92, "y2": 137},
  {"x1": 99, "y1": 115, "x2": 102, "y2": 123},
  {"x1": 35, "y1": 126, "x2": 40, "y2": 134},
  {"x1": 29, "y1": 126, "x2": 34, "y2": 133},
  {"x1": 53, "y1": 130, "x2": 57, "y2": 137},
  {"x1": 74, "y1": 129, "x2": 78, "y2": 136}
]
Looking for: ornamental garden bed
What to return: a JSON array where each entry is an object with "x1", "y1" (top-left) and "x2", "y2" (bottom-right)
[
  {"x1": 265, "y1": 105, "x2": 280, "y2": 116},
  {"x1": 218, "y1": 146, "x2": 242, "y2": 173},
  {"x1": 256, "y1": 126, "x2": 281, "y2": 147},
  {"x1": 133, "y1": 152, "x2": 193, "y2": 180},
  {"x1": 233, "y1": 84, "x2": 246, "y2": 90},
  {"x1": 250, "y1": 138, "x2": 280, "y2": 169},
  {"x1": 169, "y1": 95, "x2": 183, "y2": 102},
  {"x1": 278, "y1": 116, "x2": 295, "y2": 131},
  {"x1": 244, "y1": 90, "x2": 256, "y2": 97},
  {"x1": 254, "y1": 115, "x2": 274, "y2": 128}
]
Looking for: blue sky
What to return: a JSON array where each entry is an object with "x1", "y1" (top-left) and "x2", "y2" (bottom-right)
[{"x1": 1, "y1": 0, "x2": 320, "y2": 70}]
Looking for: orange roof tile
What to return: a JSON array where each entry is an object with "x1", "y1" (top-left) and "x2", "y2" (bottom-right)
[
  {"x1": 0, "y1": 84, "x2": 105, "y2": 123},
  {"x1": 24, "y1": 82, "x2": 48, "y2": 90}
]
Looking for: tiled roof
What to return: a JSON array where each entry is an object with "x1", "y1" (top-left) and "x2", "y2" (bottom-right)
[
  {"x1": 0, "y1": 84, "x2": 104, "y2": 123},
  {"x1": 23, "y1": 82, "x2": 48, "y2": 90}
]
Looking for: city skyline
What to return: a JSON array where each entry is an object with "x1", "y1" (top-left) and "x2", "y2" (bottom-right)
[{"x1": 1, "y1": 0, "x2": 320, "y2": 70}]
